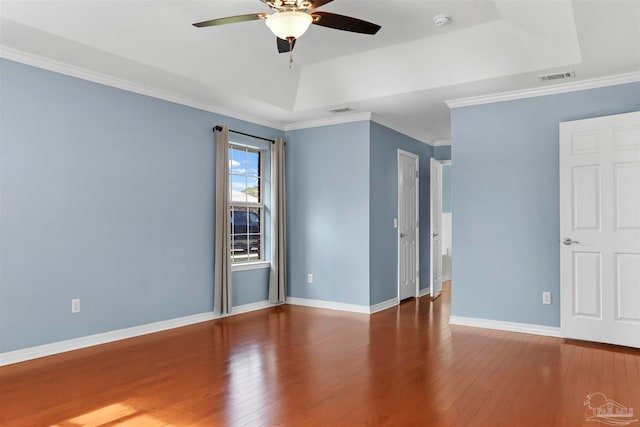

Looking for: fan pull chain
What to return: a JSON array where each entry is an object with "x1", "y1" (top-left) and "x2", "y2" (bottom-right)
[{"x1": 289, "y1": 38, "x2": 294, "y2": 69}]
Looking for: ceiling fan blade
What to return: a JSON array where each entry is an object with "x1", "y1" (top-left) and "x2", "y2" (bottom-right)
[
  {"x1": 277, "y1": 37, "x2": 296, "y2": 53},
  {"x1": 308, "y1": 0, "x2": 334, "y2": 9},
  {"x1": 311, "y1": 12, "x2": 381, "y2": 35},
  {"x1": 193, "y1": 13, "x2": 265, "y2": 28}
]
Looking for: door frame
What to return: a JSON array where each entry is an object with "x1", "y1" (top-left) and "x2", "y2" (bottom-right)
[
  {"x1": 430, "y1": 158, "x2": 444, "y2": 300},
  {"x1": 397, "y1": 149, "x2": 420, "y2": 300},
  {"x1": 440, "y1": 159, "x2": 452, "y2": 284}
]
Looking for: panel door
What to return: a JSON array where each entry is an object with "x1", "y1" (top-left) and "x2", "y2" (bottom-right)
[
  {"x1": 560, "y1": 111, "x2": 640, "y2": 348},
  {"x1": 399, "y1": 151, "x2": 419, "y2": 300}
]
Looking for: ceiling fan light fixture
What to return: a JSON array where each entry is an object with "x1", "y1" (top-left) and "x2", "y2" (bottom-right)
[{"x1": 265, "y1": 11, "x2": 313, "y2": 39}]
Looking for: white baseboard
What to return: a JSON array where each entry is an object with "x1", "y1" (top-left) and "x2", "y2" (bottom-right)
[
  {"x1": 441, "y1": 275, "x2": 452, "y2": 282},
  {"x1": 286, "y1": 297, "x2": 370, "y2": 314},
  {"x1": 370, "y1": 298, "x2": 398, "y2": 314},
  {"x1": 231, "y1": 300, "x2": 273, "y2": 315},
  {"x1": 286, "y1": 296, "x2": 401, "y2": 314},
  {"x1": 448, "y1": 316, "x2": 562, "y2": 338},
  {"x1": 419, "y1": 287, "x2": 430, "y2": 298},
  {"x1": 0, "y1": 300, "x2": 273, "y2": 366}
]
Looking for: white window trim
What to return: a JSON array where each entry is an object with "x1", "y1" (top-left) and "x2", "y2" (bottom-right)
[{"x1": 232, "y1": 261, "x2": 271, "y2": 272}]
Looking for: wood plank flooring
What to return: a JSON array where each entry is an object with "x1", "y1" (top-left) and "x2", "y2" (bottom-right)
[{"x1": 1, "y1": 282, "x2": 639, "y2": 426}]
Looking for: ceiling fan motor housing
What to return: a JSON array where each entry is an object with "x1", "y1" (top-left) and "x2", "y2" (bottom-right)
[{"x1": 267, "y1": 0, "x2": 313, "y2": 11}]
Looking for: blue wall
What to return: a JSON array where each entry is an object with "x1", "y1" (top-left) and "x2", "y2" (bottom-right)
[
  {"x1": 451, "y1": 82, "x2": 640, "y2": 327},
  {"x1": 0, "y1": 58, "x2": 438, "y2": 353},
  {"x1": 285, "y1": 122, "x2": 371, "y2": 306},
  {"x1": 442, "y1": 164, "x2": 452, "y2": 214},
  {"x1": 434, "y1": 145, "x2": 451, "y2": 161},
  {"x1": 232, "y1": 268, "x2": 270, "y2": 306},
  {"x1": 369, "y1": 122, "x2": 433, "y2": 304},
  {"x1": 0, "y1": 58, "x2": 282, "y2": 353}
]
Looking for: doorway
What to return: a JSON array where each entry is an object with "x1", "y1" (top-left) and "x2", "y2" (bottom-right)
[{"x1": 430, "y1": 159, "x2": 452, "y2": 299}]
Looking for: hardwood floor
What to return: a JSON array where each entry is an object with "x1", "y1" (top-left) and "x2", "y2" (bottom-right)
[{"x1": 1, "y1": 282, "x2": 639, "y2": 426}]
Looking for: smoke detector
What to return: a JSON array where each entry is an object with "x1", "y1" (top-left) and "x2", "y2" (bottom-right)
[{"x1": 433, "y1": 14, "x2": 452, "y2": 27}]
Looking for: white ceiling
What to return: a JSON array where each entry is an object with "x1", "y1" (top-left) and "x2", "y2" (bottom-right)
[{"x1": 1, "y1": 0, "x2": 639, "y2": 143}]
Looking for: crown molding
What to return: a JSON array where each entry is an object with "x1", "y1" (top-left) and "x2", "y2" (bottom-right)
[
  {"x1": 434, "y1": 140, "x2": 451, "y2": 147},
  {"x1": 1, "y1": 46, "x2": 442, "y2": 143},
  {"x1": 0, "y1": 46, "x2": 285, "y2": 131},
  {"x1": 284, "y1": 112, "x2": 373, "y2": 131},
  {"x1": 284, "y1": 112, "x2": 435, "y2": 146},
  {"x1": 445, "y1": 71, "x2": 640, "y2": 109},
  {"x1": 370, "y1": 114, "x2": 435, "y2": 146}
]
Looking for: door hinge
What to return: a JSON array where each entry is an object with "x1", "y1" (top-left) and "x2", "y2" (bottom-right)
[{"x1": 415, "y1": 170, "x2": 419, "y2": 178}]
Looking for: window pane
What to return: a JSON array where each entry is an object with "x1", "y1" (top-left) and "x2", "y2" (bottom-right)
[
  {"x1": 247, "y1": 207, "x2": 261, "y2": 234},
  {"x1": 231, "y1": 235, "x2": 249, "y2": 263},
  {"x1": 248, "y1": 210, "x2": 259, "y2": 227},
  {"x1": 248, "y1": 234, "x2": 261, "y2": 260},
  {"x1": 231, "y1": 175, "x2": 247, "y2": 203},
  {"x1": 231, "y1": 208, "x2": 248, "y2": 235},
  {"x1": 246, "y1": 177, "x2": 260, "y2": 203},
  {"x1": 247, "y1": 151, "x2": 259, "y2": 177},
  {"x1": 230, "y1": 234, "x2": 237, "y2": 263},
  {"x1": 229, "y1": 148, "x2": 246, "y2": 174}
]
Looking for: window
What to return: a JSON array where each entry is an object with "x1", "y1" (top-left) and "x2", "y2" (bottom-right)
[{"x1": 229, "y1": 144, "x2": 263, "y2": 264}]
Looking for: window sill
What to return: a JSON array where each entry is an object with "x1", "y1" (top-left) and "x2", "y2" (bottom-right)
[{"x1": 232, "y1": 261, "x2": 271, "y2": 272}]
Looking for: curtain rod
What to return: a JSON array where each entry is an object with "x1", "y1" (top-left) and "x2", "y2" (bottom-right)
[{"x1": 214, "y1": 125, "x2": 275, "y2": 144}]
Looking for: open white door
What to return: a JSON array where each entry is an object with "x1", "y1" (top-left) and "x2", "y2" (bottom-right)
[
  {"x1": 430, "y1": 158, "x2": 443, "y2": 299},
  {"x1": 398, "y1": 150, "x2": 419, "y2": 301},
  {"x1": 560, "y1": 111, "x2": 640, "y2": 348}
]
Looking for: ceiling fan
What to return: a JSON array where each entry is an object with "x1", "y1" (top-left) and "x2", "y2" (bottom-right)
[{"x1": 192, "y1": 0, "x2": 381, "y2": 57}]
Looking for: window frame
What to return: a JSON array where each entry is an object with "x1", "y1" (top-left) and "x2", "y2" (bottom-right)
[{"x1": 228, "y1": 143, "x2": 267, "y2": 268}]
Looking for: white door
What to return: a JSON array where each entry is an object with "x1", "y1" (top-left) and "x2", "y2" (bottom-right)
[
  {"x1": 430, "y1": 158, "x2": 443, "y2": 299},
  {"x1": 560, "y1": 111, "x2": 640, "y2": 348},
  {"x1": 398, "y1": 150, "x2": 419, "y2": 301}
]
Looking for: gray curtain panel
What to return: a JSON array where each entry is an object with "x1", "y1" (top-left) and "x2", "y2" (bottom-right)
[
  {"x1": 269, "y1": 137, "x2": 287, "y2": 304},
  {"x1": 214, "y1": 125, "x2": 232, "y2": 315}
]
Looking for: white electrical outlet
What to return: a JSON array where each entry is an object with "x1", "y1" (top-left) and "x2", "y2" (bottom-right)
[
  {"x1": 307, "y1": 274, "x2": 313, "y2": 284},
  {"x1": 71, "y1": 298, "x2": 80, "y2": 313},
  {"x1": 542, "y1": 292, "x2": 551, "y2": 305}
]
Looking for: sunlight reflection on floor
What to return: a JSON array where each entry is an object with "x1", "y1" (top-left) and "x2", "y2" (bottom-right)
[
  {"x1": 227, "y1": 344, "x2": 270, "y2": 423},
  {"x1": 50, "y1": 402, "x2": 170, "y2": 427}
]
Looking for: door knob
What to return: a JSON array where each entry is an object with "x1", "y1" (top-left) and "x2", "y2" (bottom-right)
[
  {"x1": 562, "y1": 238, "x2": 579, "y2": 245},
  {"x1": 400, "y1": 233, "x2": 406, "y2": 238},
  {"x1": 430, "y1": 233, "x2": 439, "y2": 237}
]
